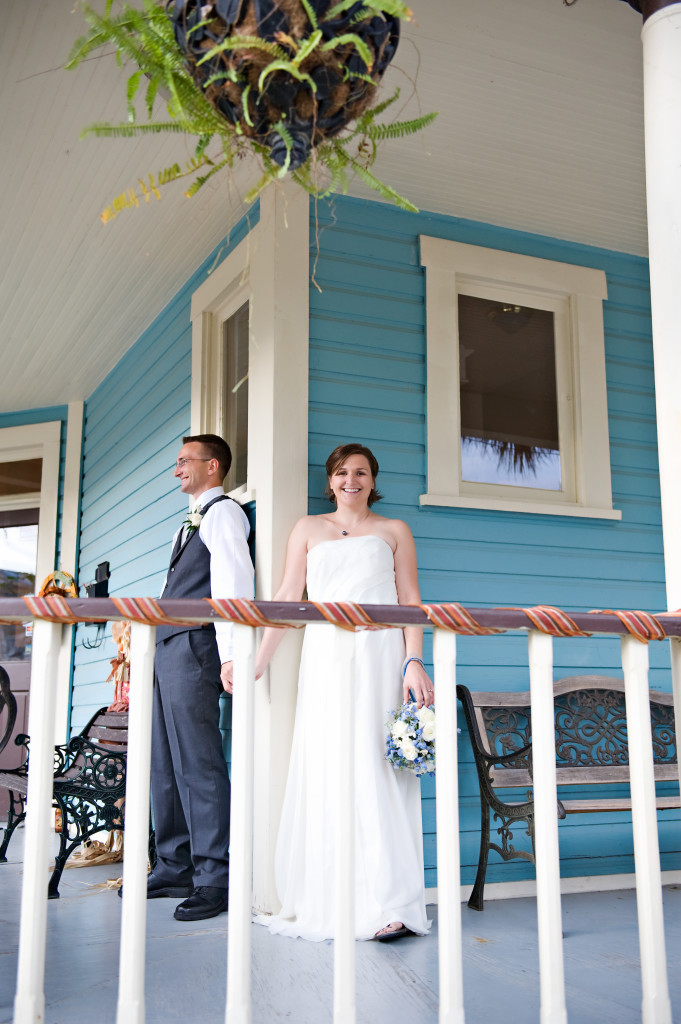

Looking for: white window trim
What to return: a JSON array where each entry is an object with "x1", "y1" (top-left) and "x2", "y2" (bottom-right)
[
  {"x1": 0, "y1": 422, "x2": 61, "y2": 586},
  {"x1": 419, "y1": 235, "x2": 621, "y2": 520},
  {"x1": 0, "y1": 412, "x2": 83, "y2": 745},
  {"x1": 190, "y1": 243, "x2": 254, "y2": 502}
]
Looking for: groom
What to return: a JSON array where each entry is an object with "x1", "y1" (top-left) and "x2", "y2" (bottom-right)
[{"x1": 148, "y1": 433, "x2": 253, "y2": 921}]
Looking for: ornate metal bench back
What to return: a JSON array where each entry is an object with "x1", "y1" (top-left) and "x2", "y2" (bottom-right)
[
  {"x1": 479, "y1": 685, "x2": 677, "y2": 770},
  {"x1": 0, "y1": 666, "x2": 17, "y2": 757}
]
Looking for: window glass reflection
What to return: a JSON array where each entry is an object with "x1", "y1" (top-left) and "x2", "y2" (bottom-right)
[
  {"x1": 458, "y1": 294, "x2": 561, "y2": 491},
  {"x1": 0, "y1": 524, "x2": 37, "y2": 661}
]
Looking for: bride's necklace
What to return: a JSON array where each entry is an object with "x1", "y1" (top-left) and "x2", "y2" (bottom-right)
[{"x1": 337, "y1": 510, "x2": 372, "y2": 537}]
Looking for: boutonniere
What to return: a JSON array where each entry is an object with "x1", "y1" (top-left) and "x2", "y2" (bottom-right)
[{"x1": 183, "y1": 508, "x2": 204, "y2": 537}]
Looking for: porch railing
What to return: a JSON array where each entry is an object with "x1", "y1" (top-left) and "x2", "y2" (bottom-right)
[{"x1": 2, "y1": 596, "x2": 681, "y2": 1024}]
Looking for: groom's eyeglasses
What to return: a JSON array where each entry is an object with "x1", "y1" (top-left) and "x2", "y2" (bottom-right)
[{"x1": 175, "y1": 458, "x2": 210, "y2": 469}]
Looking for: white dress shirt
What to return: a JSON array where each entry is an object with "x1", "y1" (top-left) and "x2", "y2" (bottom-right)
[{"x1": 167, "y1": 486, "x2": 254, "y2": 664}]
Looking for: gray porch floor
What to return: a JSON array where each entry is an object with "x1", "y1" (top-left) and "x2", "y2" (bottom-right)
[{"x1": 1, "y1": 830, "x2": 680, "y2": 1024}]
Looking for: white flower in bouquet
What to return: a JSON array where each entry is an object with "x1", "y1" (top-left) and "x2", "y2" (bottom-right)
[
  {"x1": 422, "y1": 720, "x2": 436, "y2": 742},
  {"x1": 416, "y1": 705, "x2": 435, "y2": 726},
  {"x1": 401, "y1": 740, "x2": 418, "y2": 761},
  {"x1": 385, "y1": 701, "x2": 436, "y2": 777}
]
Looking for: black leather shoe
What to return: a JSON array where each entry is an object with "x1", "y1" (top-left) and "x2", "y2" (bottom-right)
[
  {"x1": 118, "y1": 875, "x2": 194, "y2": 900},
  {"x1": 375, "y1": 925, "x2": 415, "y2": 943},
  {"x1": 173, "y1": 885, "x2": 229, "y2": 921}
]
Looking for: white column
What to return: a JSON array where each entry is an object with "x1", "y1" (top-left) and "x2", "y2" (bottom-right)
[
  {"x1": 13, "y1": 620, "x2": 62, "y2": 1024},
  {"x1": 248, "y1": 182, "x2": 310, "y2": 914},
  {"x1": 226, "y1": 624, "x2": 257, "y2": 1024},
  {"x1": 432, "y1": 629, "x2": 465, "y2": 1024},
  {"x1": 620, "y1": 635, "x2": 672, "y2": 1024},
  {"x1": 332, "y1": 628, "x2": 356, "y2": 1024},
  {"x1": 527, "y1": 630, "x2": 566, "y2": 1024},
  {"x1": 116, "y1": 622, "x2": 156, "y2": 1024},
  {"x1": 641, "y1": 4, "x2": 681, "y2": 610}
]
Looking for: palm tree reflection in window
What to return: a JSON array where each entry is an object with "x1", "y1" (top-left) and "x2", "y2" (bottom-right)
[{"x1": 458, "y1": 296, "x2": 561, "y2": 491}]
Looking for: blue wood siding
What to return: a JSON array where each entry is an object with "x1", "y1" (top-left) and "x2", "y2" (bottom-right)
[
  {"x1": 71, "y1": 210, "x2": 258, "y2": 730},
  {"x1": 307, "y1": 196, "x2": 674, "y2": 888}
]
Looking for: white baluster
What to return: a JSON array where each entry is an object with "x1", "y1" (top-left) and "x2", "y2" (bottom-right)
[
  {"x1": 621, "y1": 635, "x2": 672, "y2": 1024},
  {"x1": 226, "y1": 623, "x2": 257, "y2": 1024},
  {"x1": 333, "y1": 627, "x2": 356, "y2": 1024},
  {"x1": 433, "y1": 628, "x2": 465, "y2": 1024},
  {"x1": 116, "y1": 622, "x2": 156, "y2": 1024},
  {"x1": 13, "y1": 619, "x2": 62, "y2": 1024},
  {"x1": 528, "y1": 629, "x2": 566, "y2": 1024},
  {"x1": 669, "y1": 637, "x2": 681, "y2": 794}
]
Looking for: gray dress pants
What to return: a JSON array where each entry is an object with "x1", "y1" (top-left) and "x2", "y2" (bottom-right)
[{"x1": 151, "y1": 628, "x2": 231, "y2": 887}]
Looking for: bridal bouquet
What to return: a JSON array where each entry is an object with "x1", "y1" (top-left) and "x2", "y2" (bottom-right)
[{"x1": 385, "y1": 702, "x2": 436, "y2": 777}]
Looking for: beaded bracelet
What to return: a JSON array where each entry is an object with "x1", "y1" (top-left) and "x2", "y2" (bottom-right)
[{"x1": 402, "y1": 656, "x2": 425, "y2": 677}]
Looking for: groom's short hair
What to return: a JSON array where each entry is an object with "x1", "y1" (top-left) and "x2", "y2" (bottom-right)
[{"x1": 183, "y1": 434, "x2": 232, "y2": 481}]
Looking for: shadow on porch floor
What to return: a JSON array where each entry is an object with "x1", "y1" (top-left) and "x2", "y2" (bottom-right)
[{"x1": 1, "y1": 829, "x2": 680, "y2": 1024}]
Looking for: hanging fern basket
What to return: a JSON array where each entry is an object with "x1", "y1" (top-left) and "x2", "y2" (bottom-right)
[
  {"x1": 168, "y1": 0, "x2": 401, "y2": 170},
  {"x1": 66, "y1": 0, "x2": 436, "y2": 219}
]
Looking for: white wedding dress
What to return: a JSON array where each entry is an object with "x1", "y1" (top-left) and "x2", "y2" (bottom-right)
[{"x1": 257, "y1": 535, "x2": 430, "y2": 941}]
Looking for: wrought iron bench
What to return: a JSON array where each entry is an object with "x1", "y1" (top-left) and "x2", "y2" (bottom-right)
[
  {"x1": 457, "y1": 675, "x2": 680, "y2": 911},
  {"x1": 0, "y1": 704, "x2": 131, "y2": 898}
]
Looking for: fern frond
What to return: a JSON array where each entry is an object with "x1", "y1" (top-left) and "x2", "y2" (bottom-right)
[
  {"x1": 184, "y1": 154, "x2": 236, "y2": 197},
  {"x1": 348, "y1": 155, "x2": 418, "y2": 212},
  {"x1": 258, "y1": 60, "x2": 316, "y2": 94},
  {"x1": 355, "y1": 87, "x2": 400, "y2": 125},
  {"x1": 325, "y1": 0, "x2": 411, "y2": 22},
  {"x1": 299, "y1": 0, "x2": 319, "y2": 30},
  {"x1": 364, "y1": 110, "x2": 438, "y2": 141},
  {"x1": 244, "y1": 169, "x2": 277, "y2": 204},
  {"x1": 145, "y1": 76, "x2": 159, "y2": 118},
  {"x1": 198, "y1": 34, "x2": 288, "y2": 64},
  {"x1": 272, "y1": 121, "x2": 294, "y2": 177},
  {"x1": 321, "y1": 33, "x2": 372, "y2": 72},
  {"x1": 126, "y1": 68, "x2": 144, "y2": 120},
  {"x1": 293, "y1": 29, "x2": 323, "y2": 65},
  {"x1": 100, "y1": 188, "x2": 141, "y2": 224},
  {"x1": 81, "y1": 120, "x2": 195, "y2": 139},
  {"x1": 242, "y1": 84, "x2": 254, "y2": 127}
]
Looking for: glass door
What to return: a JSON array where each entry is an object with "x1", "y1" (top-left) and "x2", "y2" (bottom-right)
[{"x1": 0, "y1": 477, "x2": 40, "y2": 791}]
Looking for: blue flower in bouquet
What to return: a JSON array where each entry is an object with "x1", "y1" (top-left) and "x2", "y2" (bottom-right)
[{"x1": 385, "y1": 702, "x2": 436, "y2": 777}]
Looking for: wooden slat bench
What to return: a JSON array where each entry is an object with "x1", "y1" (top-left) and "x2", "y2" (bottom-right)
[
  {"x1": 457, "y1": 675, "x2": 681, "y2": 911},
  {"x1": 0, "y1": 706, "x2": 133, "y2": 898}
]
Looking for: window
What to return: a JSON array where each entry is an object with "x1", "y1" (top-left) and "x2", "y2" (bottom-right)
[
  {"x1": 419, "y1": 236, "x2": 620, "y2": 519},
  {"x1": 189, "y1": 238, "x2": 252, "y2": 500},
  {"x1": 222, "y1": 301, "x2": 249, "y2": 493}
]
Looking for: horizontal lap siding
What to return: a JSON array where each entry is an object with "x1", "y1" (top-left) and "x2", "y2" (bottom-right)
[
  {"x1": 71, "y1": 210, "x2": 258, "y2": 730},
  {"x1": 308, "y1": 196, "x2": 673, "y2": 888}
]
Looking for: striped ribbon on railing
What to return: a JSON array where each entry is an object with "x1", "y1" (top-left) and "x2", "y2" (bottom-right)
[
  {"x1": 1, "y1": 596, "x2": 676, "y2": 644},
  {"x1": 520, "y1": 605, "x2": 592, "y2": 638},
  {"x1": 420, "y1": 603, "x2": 506, "y2": 635},
  {"x1": 111, "y1": 596, "x2": 198, "y2": 627},
  {"x1": 20, "y1": 595, "x2": 99, "y2": 625},
  {"x1": 207, "y1": 597, "x2": 302, "y2": 629},
  {"x1": 312, "y1": 601, "x2": 392, "y2": 631},
  {"x1": 591, "y1": 608, "x2": 667, "y2": 643}
]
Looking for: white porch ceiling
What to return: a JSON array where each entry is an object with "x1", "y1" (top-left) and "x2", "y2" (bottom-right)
[{"x1": 0, "y1": 0, "x2": 646, "y2": 414}]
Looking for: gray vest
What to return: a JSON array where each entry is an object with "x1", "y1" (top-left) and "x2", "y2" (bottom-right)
[{"x1": 156, "y1": 495, "x2": 229, "y2": 645}]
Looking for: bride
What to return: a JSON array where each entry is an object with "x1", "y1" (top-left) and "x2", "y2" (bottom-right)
[{"x1": 254, "y1": 443, "x2": 433, "y2": 942}]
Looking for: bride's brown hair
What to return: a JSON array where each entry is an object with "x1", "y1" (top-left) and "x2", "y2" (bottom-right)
[{"x1": 324, "y1": 443, "x2": 383, "y2": 507}]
